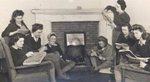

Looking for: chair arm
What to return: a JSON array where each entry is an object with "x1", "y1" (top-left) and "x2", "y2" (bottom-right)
[
  {"x1": 15, "y1": 61, "x2": 51, "y2": 70},
  {"x1": 122, "y1": 65, "x2": 150, "y2": 74}
]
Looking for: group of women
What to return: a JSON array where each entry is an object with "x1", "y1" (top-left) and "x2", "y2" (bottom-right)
[{"x1": 1, "y1": 0, "x2": 150, "y2": 82}]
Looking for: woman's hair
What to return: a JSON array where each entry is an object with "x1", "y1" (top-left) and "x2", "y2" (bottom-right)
[
  {"x1": 122, "y1": 24, "x2": 132, "y2": 32},
  {"x1": 32, "y1": 23, "x2": 43, "y2": 33},
  {"x1": 47, "y1": 32, "x2": 57, "y2": 41},
  {"x1": 9, "y1": 33, "x2": 25, "y2": 46},
  {"x1": 96, "y1": 36, "x2": 108, "y2": 49},
  {"x1": 10, "y1": 10, "x2": 24, "y2": 23},
  {"x1": 132, "y1": 24, "x2": 148, "y2": 40},
  {"x1": 117, "y1": 0, "x2": 126, "y2": 10}
]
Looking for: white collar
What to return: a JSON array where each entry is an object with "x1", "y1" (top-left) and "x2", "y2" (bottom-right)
[
  {"x1": 31, "y1": 33, "x2": 39, "y2": 42},
  {"x1": 138, "y1": 39, "x2": 146, "y2": 46}
]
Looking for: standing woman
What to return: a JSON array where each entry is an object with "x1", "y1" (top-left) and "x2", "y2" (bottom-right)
[
  {"x1": 2, "y1": 10, "x2": 30, "y2": 38},
  {"x1": 102, "y1": 0, "x2": 130, "y2": 46}
]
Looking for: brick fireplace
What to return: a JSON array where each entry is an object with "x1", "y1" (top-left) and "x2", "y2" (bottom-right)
[{"x1": 31, "y1": 9, "x2": 101, "y2": 51}]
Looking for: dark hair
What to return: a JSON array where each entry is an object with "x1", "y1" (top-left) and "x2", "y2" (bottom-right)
[
  {"x1": 32, "y1": 23, "x2": 43, "y2": 33},
  {"x1": 122, "y1": 24, "x2": 132, "y2": 32},
  {"x1": 9, "y1": 33, "x2": 25, "y2": 46},
  {"x1": 97, "y1": 36, "x2": 108, "y2": 49},
  {"x1": 117, "y1": 0, "x2": 126, "y2": 10},
  {"x1": 10, "y1": 10, "x2": 24, "y2": 23},
  {"x1": 47, "y1": 32, "x2": 57, "y2": 41},
  {"x1": 132, "y1": 24, "x2": 148, "y2": 40}
]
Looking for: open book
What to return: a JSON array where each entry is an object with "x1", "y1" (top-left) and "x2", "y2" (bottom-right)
[
  {"x1": 119, "y1": 50, "x2": 137, "y2": 58},
  {"x1": 23, "y1": 52, "x2": 46, "y2": 65},
  {"x1": 119, "y1": 49, "x2": 150, "y2": 62}
]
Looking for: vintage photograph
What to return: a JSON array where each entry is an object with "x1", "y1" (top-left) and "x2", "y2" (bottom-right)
[{"x1": 0, "y1": 0, "x2": 150, "y2": 82}]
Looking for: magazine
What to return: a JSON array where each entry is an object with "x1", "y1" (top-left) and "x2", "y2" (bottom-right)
[
  {"x1": 23, "y1": 52, "x2": 46, "y2": 65},
  {"x1": 119, "y1": 49, "x2": 150, "y2": 62}
]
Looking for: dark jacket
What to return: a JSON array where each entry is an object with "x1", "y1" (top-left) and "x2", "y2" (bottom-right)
[
  {"x1": 105, "y1": 6, "x2": 130, "y2": 31},
  {"x1": 2, "y1": 21, "x2": 30, "y2": 37},
  {"x1": 25, "y1": 35, "x2": 41, "y2": 52},
  {"x1": 10, "y1": 45, "x2": 32, "y2": 66}
]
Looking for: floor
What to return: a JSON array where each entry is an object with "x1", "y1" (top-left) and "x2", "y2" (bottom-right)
[{"x1": 0, "y1": 65, "x2": 115, "y2": 82}]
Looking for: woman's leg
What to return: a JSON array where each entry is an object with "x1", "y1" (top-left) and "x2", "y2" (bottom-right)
[
  {"x1": 90, "y1": 56, "x2": 98, "y2": 68},
  {"x1": 49, "y1": 62, "x2": 56, "y2": 82},
  {"x1": 54, "y1": 59, "x2": 69, "y2": 79},
  {"x1": 61, "y1": 60, "x2": 75, "y2": 73}
]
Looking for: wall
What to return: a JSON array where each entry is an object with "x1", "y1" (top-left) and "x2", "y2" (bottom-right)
[{"x1": 0, "y1": 0, "x2": 150, "y2": 42}]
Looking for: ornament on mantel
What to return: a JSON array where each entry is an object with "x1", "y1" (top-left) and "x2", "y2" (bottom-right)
[{"x1": 76, "y1": 6, "x2": 82, "y2": 10}]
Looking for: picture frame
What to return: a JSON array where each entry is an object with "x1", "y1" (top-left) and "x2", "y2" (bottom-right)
[{"x1": 65, "y1": 32, "x2": 85, "y2": 46}]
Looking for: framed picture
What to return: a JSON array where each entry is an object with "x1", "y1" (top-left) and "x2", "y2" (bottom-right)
[{"x1": 65, "y1": 32, "x2": 85, "y2": 46}]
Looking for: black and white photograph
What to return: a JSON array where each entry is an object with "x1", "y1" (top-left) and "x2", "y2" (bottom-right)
[{"x1": 0, "y1": 0, "x2": 150, "y2": 82}]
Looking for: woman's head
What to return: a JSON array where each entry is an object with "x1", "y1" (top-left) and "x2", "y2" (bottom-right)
[
  {"x1": 10, "y1": 10, "x2": 24, "y2": 23},
  {"x1": 32, "y1": 23, "x2": 43, "y2": 38},
  {"x1": 47, "y1": 32, "x2": 57, "y2": 44},
  {"x1": 9, "y1": 33, "x2": 25, "y2": 48},
  {"x1": 97, "y1": 36, "x2": 108, "y2": 49},
  {"x1": 132, "y1": 24, "x2": 148, "y2": 40},
  {"x1": 121, "y1": 24, "x2": 131, "y2": 36},
  {"x1": 116, "y1": 0, "x2": 126, "y2": 12}
]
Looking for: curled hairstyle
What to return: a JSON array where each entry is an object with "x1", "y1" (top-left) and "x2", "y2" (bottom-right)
[
  {"x1": 10, "y1": 10, "x2": 24, "y2": 23},
  {"x1": 32, "y1": 23, "x2": 43, "y2": 33},
  {"x1": 117, "y1": 0, "x2": 127, "y2": 10},
  {"x1": 132, "y1": 24, "x2": 148, "y2": 40},
  {"x1": 97, "y1": 36, "x2": 108, "y2": 49},
  {"x1": 47, "y1": 32, "x2": 57, "y2": 41},
  {"x1": 9, "y1": 33, "x2": 25, "y2": 46}
]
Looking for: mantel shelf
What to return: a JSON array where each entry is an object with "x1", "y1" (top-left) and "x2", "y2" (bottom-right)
[{"x1": 31, "y1": 9, "x2": 101, "y2": 15}]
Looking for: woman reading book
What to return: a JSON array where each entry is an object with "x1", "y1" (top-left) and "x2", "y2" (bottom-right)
[
  {"x1": 9, "y1": 33, "x2": 56, "y2": 82},
  {"x1": 114, "y1": 24, "x2": 150, "y2": 82}
]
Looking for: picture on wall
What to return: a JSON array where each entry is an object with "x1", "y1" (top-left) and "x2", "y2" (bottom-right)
[{"x1": 65, "y1": 32, "x2": 85, "y2": 46}]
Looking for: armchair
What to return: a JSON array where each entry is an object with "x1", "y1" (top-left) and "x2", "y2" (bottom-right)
[
  {"x1": 0, "y1": 38, "x2": 53, "y2": 82},
  {"x1": 121, "y1": 65, "x2": 150, "y2": 82}
]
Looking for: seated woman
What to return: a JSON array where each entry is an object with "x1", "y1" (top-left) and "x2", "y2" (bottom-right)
[
  {"x1": 114, "y1": 24, "x2": 150, "y2": 82},
  {"x1": 90, "y1": 36, "x2": 116, "y2": 71},
  {"x1": 9, "y1": 33, "x2": 56, "y2": 82},
  {"x1": 115, "y1": 24, "x2": 136, "y2": 64},
  {"x1": 44, "y1": 32, "x2": 75, "y2": 79}
]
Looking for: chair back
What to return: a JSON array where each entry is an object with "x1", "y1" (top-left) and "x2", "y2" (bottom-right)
[{"x1": 0, "y1": 38, "x2": 16, "y2": 81}]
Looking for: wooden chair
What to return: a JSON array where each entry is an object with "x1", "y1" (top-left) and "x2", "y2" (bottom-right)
[{"x1": 0, "y1": 38, "x2": 53, "y2": 82}]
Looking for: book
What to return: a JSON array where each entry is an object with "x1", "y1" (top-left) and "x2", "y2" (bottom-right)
[
  {"x1": 119, "y1": 50, "x2": 150, "y2": 62},
  {"x1": 115, "y1": 43, "x2": 129, "y2": 48},
  {"x1": 119, "y1": 50, "x2": 137, "y2": 58},
  {"x1": 23, "y1": 52, "x2": 46, "y2": 65},
  {"x1": 17, "y1": 28, "x2": 29, "y2": 34}
]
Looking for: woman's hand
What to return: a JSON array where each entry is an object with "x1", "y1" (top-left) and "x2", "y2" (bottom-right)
[
  {"x1": 140, "y1": 61, "x2": 147, "y2": 68},
  {"x1": 90, "y1": 50, "x2": 97, "y2": 56},
  {"x1": 26, "y1": 51, "x2": 34, "y2": 57},
  {"x1": 9, "y1": 29, "x2": 20, "y2": 36},
  {"x1": 39, "y1": 46, "x2": 47, "y2": 52}
]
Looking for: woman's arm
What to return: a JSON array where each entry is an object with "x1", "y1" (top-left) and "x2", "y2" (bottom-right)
[{"x1": 2, "y1": 23, "x2": 19, "y2": 37}]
